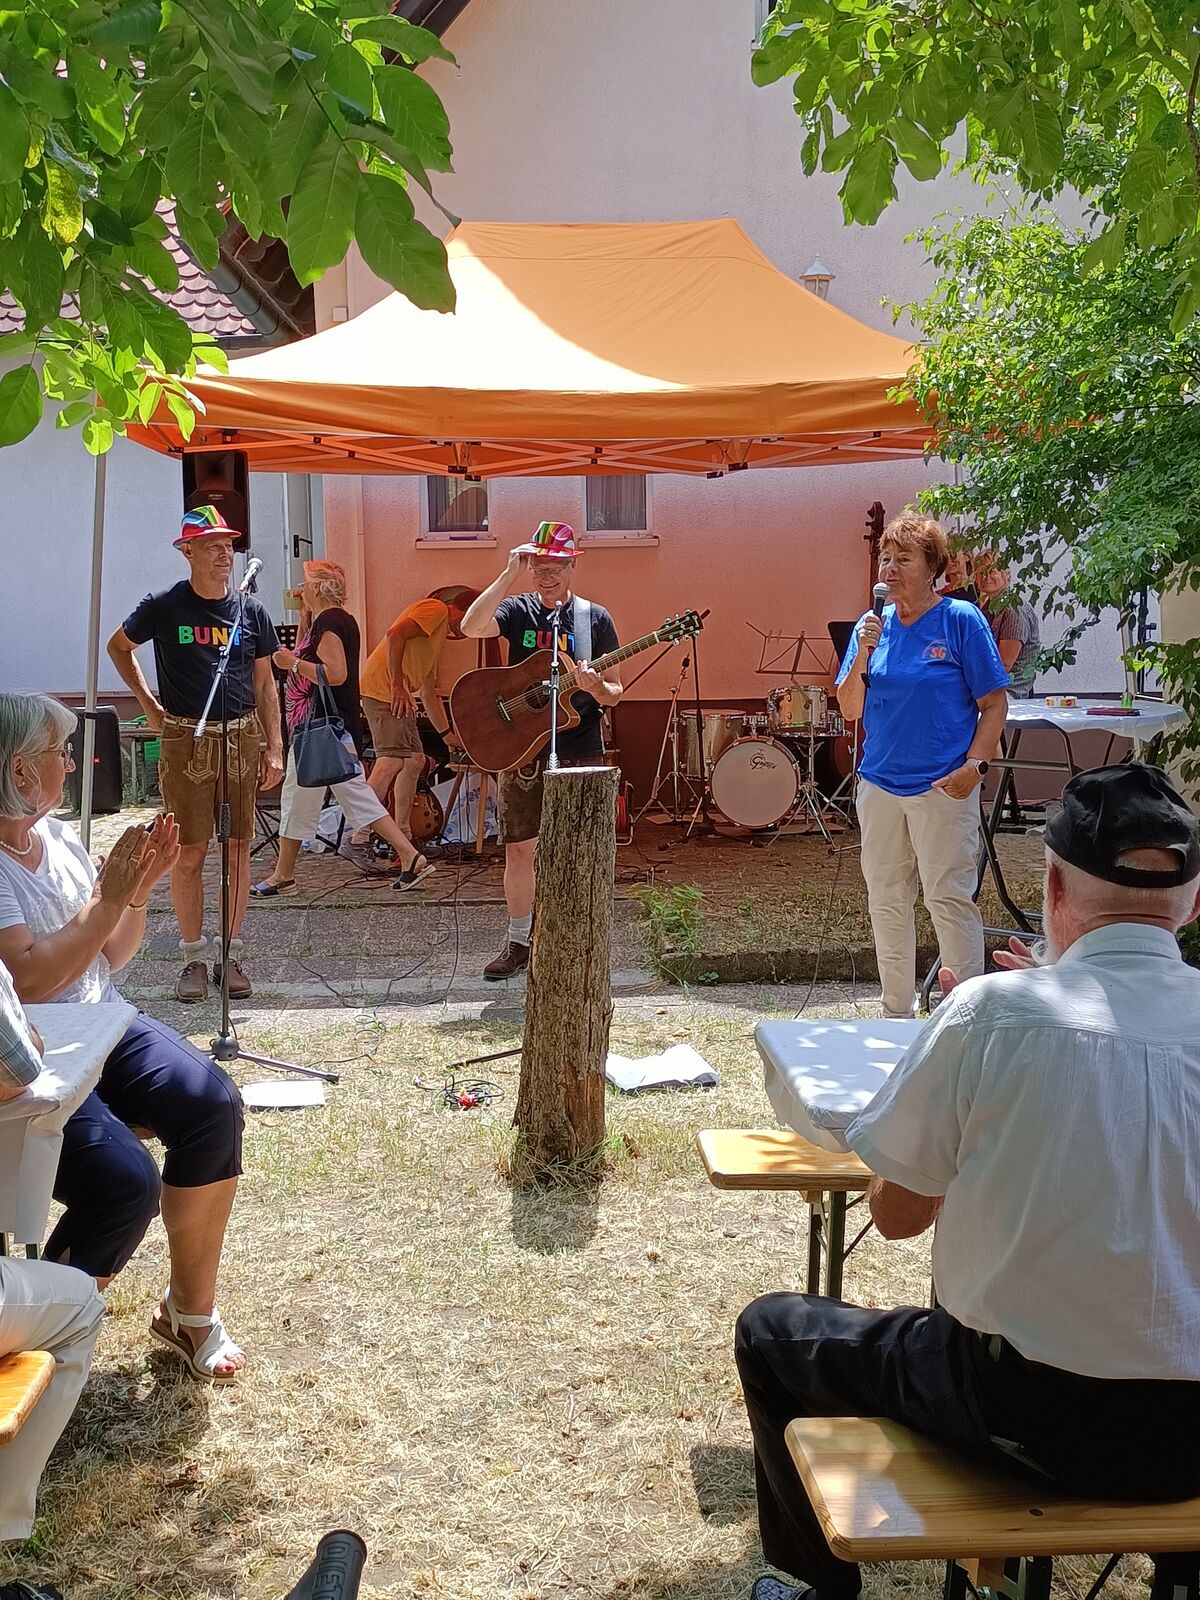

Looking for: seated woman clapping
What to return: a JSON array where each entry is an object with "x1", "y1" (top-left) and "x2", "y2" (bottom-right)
[{"x1": 0, "y1": 692, "x2": 247, "y2": 1383}]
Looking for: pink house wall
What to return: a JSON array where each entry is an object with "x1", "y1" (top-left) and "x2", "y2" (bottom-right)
[{"x1": 324, "y1": 459, "x2": 935, "y2": 704}]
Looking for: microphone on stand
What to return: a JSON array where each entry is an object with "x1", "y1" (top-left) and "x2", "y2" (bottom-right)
[{"x1": 237, "y1": 557, "x2": 264, "y2": 595}]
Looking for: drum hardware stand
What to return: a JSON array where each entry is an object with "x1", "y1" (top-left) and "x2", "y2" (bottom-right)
[
  {"x1": 636, "y1": 653, "x2": 703, "y2": 823},
  {"x1": 683, "y1": 633, "x2": 717, "y2": 841},
  {"x1": 787, "y1": 728, "x2": 844, "y2": 846}
]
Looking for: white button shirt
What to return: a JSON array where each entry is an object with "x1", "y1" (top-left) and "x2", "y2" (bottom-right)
[{"x1": 847, "y1": 924, "x2": 1200, "y2": 1380}]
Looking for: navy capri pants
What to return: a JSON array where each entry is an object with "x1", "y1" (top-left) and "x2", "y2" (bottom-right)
[{"x1": 46, "y1": 1014, "x2": 244, "y2": 1278}]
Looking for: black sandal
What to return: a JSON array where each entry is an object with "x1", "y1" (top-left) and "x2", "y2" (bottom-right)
[{"x1": 393, "y1": 855, "x2": 436, "y2": 891}]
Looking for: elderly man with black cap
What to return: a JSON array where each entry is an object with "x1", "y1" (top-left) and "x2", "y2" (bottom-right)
[{"x1": 735, "y1": 762, "x2": 1200, "y2": 1600}]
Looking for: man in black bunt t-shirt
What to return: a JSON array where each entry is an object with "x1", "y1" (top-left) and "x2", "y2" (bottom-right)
[
  {"x1": 107, "y1": 507, "x2": 283, "y2": 1002},
  {"x1": 461, "y1": 522, "x2": 621, "y2": 980}
]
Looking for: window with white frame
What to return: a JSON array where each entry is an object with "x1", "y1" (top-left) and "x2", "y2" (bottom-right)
[
  {"x1": 421, "y1": 476, "x2": 491, "y2": 541},
  {"x1": 755, "y1": 0, "x2": 777, "y2": 32},
  {"x1": 584, "y1": 475, "x2": 651, "y2": 541}
]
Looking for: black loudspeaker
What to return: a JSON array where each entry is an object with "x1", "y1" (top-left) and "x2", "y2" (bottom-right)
[
  {"x1": 64, "y1": 707, "x2": 123, "y2": 816},
  {"x1": 183, "y1": 450, "x2": 250, "y2": 553}
]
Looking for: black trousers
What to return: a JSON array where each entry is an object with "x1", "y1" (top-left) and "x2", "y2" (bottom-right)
[{"x1": 735, "y1": 1293, "x2": 1200, "y2": 1599}]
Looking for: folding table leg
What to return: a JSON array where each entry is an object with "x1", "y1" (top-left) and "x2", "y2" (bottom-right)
[
  {"x1": 824, "y1": 1191, "x2": 848, "y2": 1299},
  {"x1": 805, "y1": 1199, "x2": 823, "y2": 1295},
  {"x1": 1150, "y1": 1554, "x2": 1200, "y2": 1600},
  {"x1": 1020, "y1": 1557, "x2": 1053, "y2": 1600}
]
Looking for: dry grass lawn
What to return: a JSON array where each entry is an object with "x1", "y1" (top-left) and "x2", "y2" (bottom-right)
[{"x1": 1, "y1": 999, "x2": 1155, "y2": 1600}]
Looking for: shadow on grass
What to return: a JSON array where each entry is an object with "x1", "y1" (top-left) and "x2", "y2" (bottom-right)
[
  {"x1": 509, "y1": 1182, "x2": 600, "y2": 1254},
  {"x1": 435, "y1": 1013, "x2": 525, "y2": 1042},
  {"x1": 61, "y1": 1355, "x2": 213, "y2": 1466},
  {"x1": 596, "y1": 1537, "x2": 767, "y2": 1600},
  {"x1": 690, "y1": 1442, "x2": 757, "y2": 1525},
  {"x1": 5, "y1": 1360, "x2": 271, "y2": 1598}
]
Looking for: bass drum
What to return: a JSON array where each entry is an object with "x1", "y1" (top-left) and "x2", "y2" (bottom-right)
[
  {"x1": 710, "y1": 736, "x2": 802, "y2": 830},
  {"x1": 682, "y1": 709, "x2": 752, "y2": 779}
]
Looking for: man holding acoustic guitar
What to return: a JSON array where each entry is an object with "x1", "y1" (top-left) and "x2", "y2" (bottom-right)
[{"x1": 459, "y1": 523, "x2": 622, "y2": 981}]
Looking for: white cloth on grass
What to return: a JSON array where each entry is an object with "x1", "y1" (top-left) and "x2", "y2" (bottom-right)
[{"x1": 847, "y1": 924, "x2": 1200, "y2": 1380}]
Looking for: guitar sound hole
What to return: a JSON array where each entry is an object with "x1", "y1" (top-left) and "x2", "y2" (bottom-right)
[{"x1": 524, "y1": 687, "x2": 550, "y2": 712}]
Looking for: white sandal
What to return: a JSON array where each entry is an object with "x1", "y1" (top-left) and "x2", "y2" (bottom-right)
[{"x1": 150, "y1": 1290, "x2": 245, "y2": 1384}]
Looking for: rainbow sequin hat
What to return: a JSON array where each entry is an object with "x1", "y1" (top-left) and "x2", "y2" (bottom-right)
[
  {"x1": 175, "y1": 503, "x2": 240, "y2": 548},
  {"x1": 513, "y1": 521, "x2": 579, "y2": 561}
]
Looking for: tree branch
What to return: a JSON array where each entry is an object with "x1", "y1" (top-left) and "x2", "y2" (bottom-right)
[{"x1": 1185, "y1": 45, "x2": 1200, "y2": 194}]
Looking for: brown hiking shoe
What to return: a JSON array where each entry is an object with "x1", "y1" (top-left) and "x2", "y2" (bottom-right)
[
  {"x1": 483, "y1": 941, "x2": 530, "y2": 981},
  {"x1": 175, "y1": 961, "x2": 209, "y2": 1003},
  {"x1": 213, "y1": 961, "x2": 253, "y2": 999}
]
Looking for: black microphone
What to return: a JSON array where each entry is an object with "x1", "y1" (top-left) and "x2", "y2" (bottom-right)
[
  {"x1": 864, "y1": 581, "x2": 888, "y2": 686},
  {"x1": 237, "y1": 556, "x2": 263, "y2": 595}
]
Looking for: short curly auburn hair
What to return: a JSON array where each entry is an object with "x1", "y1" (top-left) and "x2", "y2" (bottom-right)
[{"x1": 880, "y1": 510, "x2": 949, "y2": 580}]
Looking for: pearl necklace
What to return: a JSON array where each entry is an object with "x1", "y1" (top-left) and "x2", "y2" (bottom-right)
[{"x1": 0, "y1": 834, "x2": 36, "y2": 859}]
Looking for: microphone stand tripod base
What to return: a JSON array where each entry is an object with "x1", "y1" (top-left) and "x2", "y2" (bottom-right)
[{"x1": 210, "y1": 1032, "x2": 339, "y2": 1084}]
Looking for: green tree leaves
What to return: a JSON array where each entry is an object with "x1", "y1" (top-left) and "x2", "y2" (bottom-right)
[
  {"x1": 288, "y1": 141, "x2": 360, "y2": 283},
  {"x1": 0, "y1": 365, "x2": 42, "y2": 446},
  {"x1": 0, "y1": 0, "x2": 458, "y2": 453},
  {"x1": 756, "y1": 0, "x2": 1200, "y2": 317},
  {"x1": 902, "y1": 212, "x2": 1200, "y2": 778},
  {"x1": 356, "y1": 172, "x2": 454, "y2": 310}
]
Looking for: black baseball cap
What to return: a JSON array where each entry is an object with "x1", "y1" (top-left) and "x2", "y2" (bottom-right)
[{"x1": 1045, "y1": 763, "x2": 1200, "y2": 888}]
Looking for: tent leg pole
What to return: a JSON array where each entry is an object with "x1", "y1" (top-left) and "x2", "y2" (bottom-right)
[{"x1": 80, "y1": 450, "x2": 107, "y2": 850}]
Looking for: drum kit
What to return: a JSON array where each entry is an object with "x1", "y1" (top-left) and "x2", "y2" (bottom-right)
[{"x1": 646, "y1": 683, "x2": 855, "y2": 840}]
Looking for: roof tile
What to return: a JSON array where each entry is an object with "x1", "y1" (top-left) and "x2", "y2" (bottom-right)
[{"x1": 0, "y1": 206, "x2": 259, "y2": 342}]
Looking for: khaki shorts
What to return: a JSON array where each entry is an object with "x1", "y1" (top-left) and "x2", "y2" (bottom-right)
[
  {"x1": 158, "y1": 713, "x2": 260, "y2": 847},
  {"x1": 497, "y1": 755, "x2": 603, "y2": 845},
  {"x1": 363, "y1": 696, "x2": 423, "y2": 759}
]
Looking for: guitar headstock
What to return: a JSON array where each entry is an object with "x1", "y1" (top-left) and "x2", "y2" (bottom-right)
[{"x1": 658, "y1": 611, "x2": 703, "y2": 643}]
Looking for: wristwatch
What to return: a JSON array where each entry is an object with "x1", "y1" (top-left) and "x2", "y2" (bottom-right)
[{"x1": 967, "y1": 758, "x2": 990, "y2": 777}]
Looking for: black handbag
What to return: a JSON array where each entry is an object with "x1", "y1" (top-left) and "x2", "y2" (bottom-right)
[{"x1": 292, "y1": 667, "x2": 358, "y2": 788}]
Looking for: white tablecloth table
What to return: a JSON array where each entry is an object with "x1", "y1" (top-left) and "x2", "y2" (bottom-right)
[
  {"x1": 0, "y1": 1001, "x2": 134, "y2": 1244},
  {"x1": 1003, "y1": 697, "x2": 1186, "y2": 744},
  {"x1": 976, "y1": 696, "x2": 1190, "y2": 948},
  {"x1": 756, "y1": 1017, "x2": 924, "y2": 1154}
]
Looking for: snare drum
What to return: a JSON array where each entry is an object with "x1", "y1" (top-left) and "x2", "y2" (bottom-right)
[
  {"x1": 682, "y1": 710, "x2": 752, "y2": 778},
  {"x1": 710, "y1": 736, "x2": 802, "y2": 829},
  {"x1": 768, "y1": 684, "x2": 828, "y2": 731}
]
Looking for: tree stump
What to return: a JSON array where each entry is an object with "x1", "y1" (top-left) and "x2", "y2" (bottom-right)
[{"x1": 514, "y1": 764, "x2": 619, "y2": 1179}]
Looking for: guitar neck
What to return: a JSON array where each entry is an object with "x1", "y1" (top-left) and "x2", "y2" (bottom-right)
[{"x1": 562, "y1": 629, "x2": 667, "y2": 689}]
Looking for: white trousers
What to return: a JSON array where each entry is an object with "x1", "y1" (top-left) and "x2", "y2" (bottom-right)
[
  {"x1": 278, "y1": 744, "x2": 388, "y2": 842},
  {"x1": 856, "y1": 778, "x2": 984, "y2": 1017},
  {"x1": 0, "y1": 1257, "x2": 105, "y2": 1539}
]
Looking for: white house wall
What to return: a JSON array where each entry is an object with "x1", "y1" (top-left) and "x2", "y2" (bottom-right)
[{"x1": 0, "y1": 372, "x2": 293, "y2": 698}]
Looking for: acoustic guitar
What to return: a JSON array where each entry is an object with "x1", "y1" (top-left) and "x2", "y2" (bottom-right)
[{"x1": 449, "y1": 611, "x2": 703, "y2": 773}]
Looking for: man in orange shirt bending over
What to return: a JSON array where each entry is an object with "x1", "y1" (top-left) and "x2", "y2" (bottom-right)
[{"x1": 358, "y1": 587, "x2": 475, "y2": 845}]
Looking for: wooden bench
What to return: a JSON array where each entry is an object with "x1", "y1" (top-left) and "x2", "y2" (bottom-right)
[
  {"x1": 696, "y1": 1129, "x2": 873, "y2": 1299},
  {"x1": 0, "y1": 1351, "x2": 54, "y2": 1448},
  {"x1": 787, "y1": 1415, "x2": 1200, "y2": 1600}
]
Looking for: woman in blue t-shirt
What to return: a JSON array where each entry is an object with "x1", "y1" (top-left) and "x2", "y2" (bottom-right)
[{"x1": 836, "y1": 512, "x2": 1010, "y2": 1016}]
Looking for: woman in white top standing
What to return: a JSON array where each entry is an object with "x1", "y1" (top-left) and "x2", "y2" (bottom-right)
[{"x1": 0, "y1": 693, "x2": 246, "y2": 1382}]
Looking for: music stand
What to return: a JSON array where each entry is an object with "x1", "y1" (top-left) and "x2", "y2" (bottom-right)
[{"x1": 748, "y1": 622, "x2": 839, "y2": 680}]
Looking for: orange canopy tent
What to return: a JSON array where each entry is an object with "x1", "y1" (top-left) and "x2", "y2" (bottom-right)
[{"x1": 128, "y1": 219, "x2": 929, "y2": 476}]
